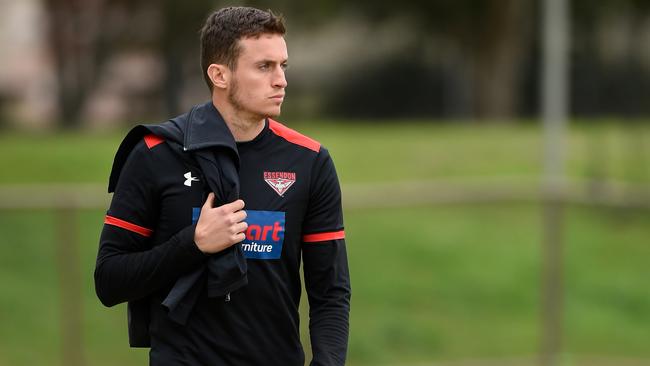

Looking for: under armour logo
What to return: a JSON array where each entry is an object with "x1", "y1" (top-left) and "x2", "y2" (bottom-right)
[{"x1": 184, "y1": 172, "x2": 199, "y2": 187}]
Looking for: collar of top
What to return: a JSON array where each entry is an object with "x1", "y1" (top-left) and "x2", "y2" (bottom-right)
[{"x1": 181, "y1": 101, "x2": 238, "y2": 153}]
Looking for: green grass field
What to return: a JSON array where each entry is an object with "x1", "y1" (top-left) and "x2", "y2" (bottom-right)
[{"x1": 0, "y1": 122, "x2": 649, "y2": 366}]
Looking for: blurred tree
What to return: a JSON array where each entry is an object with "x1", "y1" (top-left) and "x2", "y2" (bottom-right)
[
  {"x1": 282, "y1": 0, "x2": 649, "y2": 121},
  {"x1": 41, "y1": 0, "x2": 650, "y2": 125},
  {"x1": 354, "y1": 0, "x2": 535, "y2": 120},
  {"x1": 44, "y1": 0, "x2": 109, "y2": 128},
  {"x1": 43, "y1": 0, "x2": 213, "y2": 127},
  {"x1": 159, "y1": 0, "x2": 213, "y2": 116},
  {"x1": 572, "y1": 0, "x2": 650, "y2": 117},
  {"x1": 280, "y1": 0, "x2": 535, "y2": 120},
  {"x1": 44, "y1": 0, "x2": 171, "y2": 127},
  {"x1": 380, "y1": 0, "x2": 535, "y2": 120}
]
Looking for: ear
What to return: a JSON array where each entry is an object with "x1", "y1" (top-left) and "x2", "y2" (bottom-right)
[{"x1": 207, "y1": 64, "x2": 229, "y2": 90}]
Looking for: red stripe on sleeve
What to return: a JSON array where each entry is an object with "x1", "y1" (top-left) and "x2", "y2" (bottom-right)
[
  {"x1": 144, "y1": 134, "x2": 164, "y2": 149},
  {"x1": 302, "y1": 230, "x2": 345, "y2": 242},
  {"x1": 104, "y1": 215, "x2": 153, "y2": 237},
  {"x1": 268, "y1": 119, "x2": 321, "y2": 152}
]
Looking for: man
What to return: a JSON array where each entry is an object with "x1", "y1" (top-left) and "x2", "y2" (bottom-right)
[{"x1": 94, "y1": 7, "x2": 350, "y2": 366}]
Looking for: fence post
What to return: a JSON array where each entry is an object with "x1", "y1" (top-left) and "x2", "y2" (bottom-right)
[
  {"x1": 55, "y1": 207, "x2": 85, "y2": 366},
  {"x1": 540, "y1": 0, "x2": 570, "y2": 365}
]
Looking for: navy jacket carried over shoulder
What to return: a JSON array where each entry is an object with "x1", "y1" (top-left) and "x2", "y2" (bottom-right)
[
  {"x1": 104, "y1": 101, "x2": 249, "y2": 343},
  {"x1": 94, "y1": 102, "x2": 351, "y2": 366}
]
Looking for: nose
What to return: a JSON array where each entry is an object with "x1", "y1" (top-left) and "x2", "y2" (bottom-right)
[{"x1": 273, "y1": 66, "x2": 287, "y2": 89}]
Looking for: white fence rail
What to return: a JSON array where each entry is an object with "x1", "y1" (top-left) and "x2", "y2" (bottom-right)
[{"x1": 1, "y1": 178, "x2": 649, "y2": 210}]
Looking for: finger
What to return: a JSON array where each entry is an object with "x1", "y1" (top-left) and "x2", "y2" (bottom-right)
[
  {"x1": 232, "y1": 210, "x2": 247, "y2": 223},
  {"x1": 233, "y1": 232, "x2": 246, "y2": 243},
  {"x1": 203, "y1": 192, "x2": 215, "y2": 209},
  {"x1": 233, "y1": 221, "x2": 248, "y2": 234},
  {"x1": 221, "y1": 199, "x2": 245, "y2": 213}
]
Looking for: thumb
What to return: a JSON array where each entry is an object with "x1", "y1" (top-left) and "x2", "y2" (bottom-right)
[{"x1": 203, "y1": 192, "x2": 215, "y2": 210}]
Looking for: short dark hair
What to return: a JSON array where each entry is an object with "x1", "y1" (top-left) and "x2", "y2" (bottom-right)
[{"x1": 200, "y1": 7, "x2": 286, "y2": 91}]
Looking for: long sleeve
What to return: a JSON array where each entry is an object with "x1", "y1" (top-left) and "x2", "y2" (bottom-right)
[
  {"x1": 303, "y1": 238, "x2": 351, "y2": 365},
  {"x1": 302, "y1": 148, "x2": 351, "y2": 365},
  {"x1": 94, "y1": 141, "x2": 206, "y2": 307}
]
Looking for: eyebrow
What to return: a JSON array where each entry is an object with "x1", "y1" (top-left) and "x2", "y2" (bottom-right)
[{"x1": 257, "y1": 59, "x2": 288, "y2": 65}]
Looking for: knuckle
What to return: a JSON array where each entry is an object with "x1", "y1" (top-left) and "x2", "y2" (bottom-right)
[{"x1": 195, "y1": 228, "x2": 206, "y2": 241}]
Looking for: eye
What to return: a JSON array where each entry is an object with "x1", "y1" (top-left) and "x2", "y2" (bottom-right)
[
  {"x1": 281, "y1": 63, "x2": 289, "y2": 71},
  {"x1": 258, "y1": 63, "x2": 270, "y2": 71}
]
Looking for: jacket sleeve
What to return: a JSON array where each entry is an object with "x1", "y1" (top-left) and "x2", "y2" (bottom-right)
[
  {"x1": 94, "y1": 141, "x2": 207, "y2": 307},
  {"x1": 302, "y1": 148, "x2": 351, "y2": 366}
]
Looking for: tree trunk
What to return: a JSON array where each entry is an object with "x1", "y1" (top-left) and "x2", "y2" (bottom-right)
[
  {"x1": 472, "y1": 0, "x2": 532, "y2": 121},
  {"x1": 44, "y1": 0, "x2": 106, "y2": 128}
]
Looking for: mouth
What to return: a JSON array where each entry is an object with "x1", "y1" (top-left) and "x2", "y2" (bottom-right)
[{"x1": 269, "y1": 94, "x2": 285, "y2": 100}]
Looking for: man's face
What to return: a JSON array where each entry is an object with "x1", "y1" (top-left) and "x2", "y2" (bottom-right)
[{"x1": 228, "y1": 34, "x2": 288, "y2": 119}]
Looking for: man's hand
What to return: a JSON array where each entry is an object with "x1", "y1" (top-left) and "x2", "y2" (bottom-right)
[{"x1": 194, "y1": 192, "x2": 248, "y2": 254}]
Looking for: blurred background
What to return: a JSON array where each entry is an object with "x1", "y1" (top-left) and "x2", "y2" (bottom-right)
[{"x1": 0, "y1": 0, "x2": 649, "y2": 365}]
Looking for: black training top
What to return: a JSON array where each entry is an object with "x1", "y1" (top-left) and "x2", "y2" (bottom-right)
[{"x1": 94, "y1": 113, "x2": 351, "y2": 366}]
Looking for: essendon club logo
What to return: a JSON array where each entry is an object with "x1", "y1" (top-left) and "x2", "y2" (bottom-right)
[{"x1": 264, "y1": 171, "x2": 296, "y2": 196}]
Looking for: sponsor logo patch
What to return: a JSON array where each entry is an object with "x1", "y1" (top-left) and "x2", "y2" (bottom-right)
[
  {"x1": 264, "y1": 171, "x2": 296, "y2": 196},
  {"x1": 241, "y1": 210, "x2": 285, "y2": 259},
  {"x1": 191, "y1": 209, "x2": 285, "y2": 260}
]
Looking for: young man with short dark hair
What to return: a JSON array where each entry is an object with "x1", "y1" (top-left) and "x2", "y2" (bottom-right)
[{"x1": 95, "y1": 7, "x2": 350, "y2": 365}]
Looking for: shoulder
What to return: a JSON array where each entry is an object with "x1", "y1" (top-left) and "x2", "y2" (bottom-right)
[
  {"x1": 119, "y1": 134, "x2": 167, "y2": 176},
  {"x1": 108, "y1": 130, "x2": 169, "y2": 192},
  {"x1": 265, "y1": 119, "x2": 339, "y2": 184},
  {"x1": 127, "y1": 134, "x2": 167, "y2": 162},
  {"x1": 268, "y1": 119, "x2": 321, "y2": 153}
]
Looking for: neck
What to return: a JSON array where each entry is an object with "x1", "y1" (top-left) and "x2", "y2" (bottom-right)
[{"x1": 212, "y1": 95, "x2": 265, "y2": 142}]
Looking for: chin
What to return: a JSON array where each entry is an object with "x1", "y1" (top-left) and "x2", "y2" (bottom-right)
[{"x1": 266, "y1": 108, "x2": 282, "y2": 118}]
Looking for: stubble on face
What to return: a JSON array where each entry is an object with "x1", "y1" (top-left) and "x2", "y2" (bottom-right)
[
  {"x1": 227, "y1": 72, "x2": 279, "y2": 123},
  {"x1": 227, "y1": 76, "x2": 244, "y2": 114}
]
